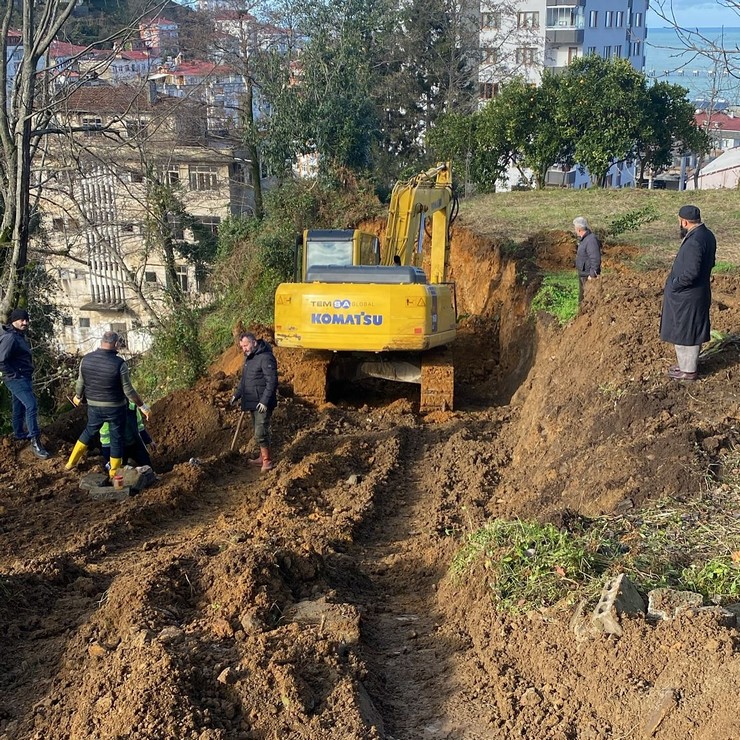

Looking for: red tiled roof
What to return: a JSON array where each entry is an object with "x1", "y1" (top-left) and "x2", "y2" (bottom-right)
[
  {"x1": 49, "y1": 40, "x2": 89, "y2": 58},
  {"x1": 695, "y1": 112, "x2": 740, "y2": 133},
  {"x1": 169, "y1": 61, "x2": 233, "y2": 77},
  {"x1": 117, "y1": 50, "x2": 156, "y2": 61},
  {"x1": 59, "y1": 84, "x2": 184, "y2": 114}
]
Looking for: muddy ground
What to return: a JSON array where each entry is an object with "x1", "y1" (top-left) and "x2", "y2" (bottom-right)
[{"x1": 1, "y1": 224, "x2": 739, "y2": 739}]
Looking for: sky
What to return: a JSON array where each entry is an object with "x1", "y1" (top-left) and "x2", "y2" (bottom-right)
[{"x1": 647, "y1": 0, "x2": 740, "y2": 29}]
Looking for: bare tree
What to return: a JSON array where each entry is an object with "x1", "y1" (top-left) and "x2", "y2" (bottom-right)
[{"x1": 0, "y1": 0, "x2": 173, "y2": 321}]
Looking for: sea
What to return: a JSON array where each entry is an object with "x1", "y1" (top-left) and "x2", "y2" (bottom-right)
[{"x1": 645, "y1": 26, "x2": 740, "y2": 106}]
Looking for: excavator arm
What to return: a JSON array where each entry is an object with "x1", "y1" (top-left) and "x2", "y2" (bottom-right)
[{"x1": 383, "y1": 162, "x2": 454, "y2": 285}]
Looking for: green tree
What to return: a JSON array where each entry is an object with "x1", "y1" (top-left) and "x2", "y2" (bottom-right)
[
  {"x1": 480, "y1": 74, "x2": 575, "y2": 189},
  {"x1": 557, "y1": 56, "x2": 646, "y2": 186},
  {"x1": 635, "y1": 81, "x2": 711, "y2": 184}
]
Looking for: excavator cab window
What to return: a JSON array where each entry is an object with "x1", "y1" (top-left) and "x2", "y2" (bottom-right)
[{"x1": 304, "y1": 230, "x2": 356, "y2": 279}]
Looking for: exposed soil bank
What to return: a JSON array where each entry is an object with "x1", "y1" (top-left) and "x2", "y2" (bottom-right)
[{"x1": 1, "y1": 226, "x2": 739, "y2": 739}]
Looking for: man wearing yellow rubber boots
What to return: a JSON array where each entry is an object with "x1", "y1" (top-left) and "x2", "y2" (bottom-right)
[{"x1": 66, "y1": 331, "x2": 151, "y2": 479}]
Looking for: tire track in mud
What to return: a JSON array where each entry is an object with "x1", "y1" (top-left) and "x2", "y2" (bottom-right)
[{"x1": 329, "y1": 422, "x2": 497, "y2": 739}]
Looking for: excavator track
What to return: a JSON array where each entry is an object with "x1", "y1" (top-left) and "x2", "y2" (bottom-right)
[
  {"x1": 291, "y1": 350, "x2": 332, "y2": 405},
  {"x1": 419, "y1": 346, "x2": 454, "y2": 412}
]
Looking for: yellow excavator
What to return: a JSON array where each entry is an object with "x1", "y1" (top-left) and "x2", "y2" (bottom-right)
[{"x1": 274, "y1": 162, "x2": 458, "y2": 410}]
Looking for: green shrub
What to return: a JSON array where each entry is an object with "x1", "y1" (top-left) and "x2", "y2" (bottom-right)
[
  {"x1": 132, "y1": 304, "x2": 206, "y2": 400},
  {"x1": 531, "y1": 272, "x2": 580, "y2": 324},
  {"x1": 452, "y1": 519, "x2": 608, "y2": 611},
  {"x1": 606, "y1": 204, "x2": 659, "y2": 238}
]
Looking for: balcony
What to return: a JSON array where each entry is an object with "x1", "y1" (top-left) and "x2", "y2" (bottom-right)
[{"x1": 546, "y1": 29, "x2": 584, "y2": 44}]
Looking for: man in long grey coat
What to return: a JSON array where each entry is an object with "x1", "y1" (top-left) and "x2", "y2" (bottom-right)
[{"x1": 660, "y1": 205, "x2": 716, "y2": 382}]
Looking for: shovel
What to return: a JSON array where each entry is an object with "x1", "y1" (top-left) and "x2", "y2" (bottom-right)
[{"x1": 230, "y1": 411, "x2": 245, "y2": 452}]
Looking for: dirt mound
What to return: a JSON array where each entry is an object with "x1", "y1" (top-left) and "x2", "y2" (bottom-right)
[
  {"x1": 496, "y1": 271, "x2": 740, "y2": 520},
  {"x1": 1, "y1": 225, "x2": 739, "y2": 739}
]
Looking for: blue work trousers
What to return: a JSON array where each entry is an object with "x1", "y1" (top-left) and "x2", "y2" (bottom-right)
[
  {"x1": 3, "y1": 376, "x2": 40, "y2": 440},
  {"x1": 80, "y1": 404, "x2": 127, "y2": 460}
]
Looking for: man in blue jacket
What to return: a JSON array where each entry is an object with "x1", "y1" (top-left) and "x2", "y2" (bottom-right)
[
  {"x1": 231, "y1": 332, "x2": 278, "y2": 472},
  {"x1": 0, "y1": 308, "x2": 50, "y2": 459},
  {"x1": 660, "y1": 205, "x2": 716, "y2": 382}
]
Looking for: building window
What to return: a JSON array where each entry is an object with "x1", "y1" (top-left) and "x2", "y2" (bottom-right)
[
  {"x1": 480, "y1": 12, "x2": 501, "y2": 29},
  {"x1": 130, "y1": 170, "x2": 144, "y2": 184},
  {"x1": 587, "y1": 46, "x2": 597, "y2": 55},
  {"x1": 52, "y1": 217, "x2": 65, "y2": 230},
  {"x1": 614, "y1": 45, "x2": 622, "y2": 58},
  {"x1": 176, "y1": 265, "x2": 188, "y2": 292},
  {"x1": 605, "y1": 11, "x2": 613, "y2": 27},
  {"x1": 125, "y1": 119, "x2": 147, "y2": 138},
  {"x1": 633, "y1": 12, "x2": 643, "y2": 27},
  {"x1": 568, "y1": 47, "x2": 578, "y2": 64},
  {"x1": 603, "y1": 46, "x2": 612, "y2": 59},
  {"x1": 62, "y1": 316, "x2": 73, "y2": 326},
  {"x1": 188, "y1": 165, "x2": 218, "y2": 191},
  {"x1": 79, "y1": 317, "x2": 91, "y2": 328},
  {"x1": 589, "y1": 10, "x2": 598, "y2": 27},
  {"x1": 616, "y1": 11, "x2": 624, "y2": 27},
  {"x1": 481, "y1": 47, "x2": 499, "y2": 65},
  {"x1": 111, "y1": 323, "x2": 127, "y2": 347},
  {"x1": 160, "y1": 165, "x2": 180, "y2": 186},
  {"x1": 168, "y1": 216, "x2": 184, "y2": 240},
  {"x1": 517, "y1": 11, "x2": 539, "y2": 29},
  {"x1": 121, "y1": 222, "x2": 135, "y2": 233},
  {"x1": 196, "y1": 216, "x2": 221, "y2": 237},
  {"x1": 479, "y1": 82, "x2": 499, "y2": 99},
  {"x1": 145, "y1": 271, "x2": 158, "y2": 283},
  {"x1": 515, "y1": 47, "x2": 537, "y2": 65},
  {"x1": 631, "y1": 41, "x2": 642, "y2": 56},
  {"x1": 547, "y1": 7, "x2": 583, "y2": 28},
  {"x1": 81, "y1": 116, "x2": 103, "y2": 135}
]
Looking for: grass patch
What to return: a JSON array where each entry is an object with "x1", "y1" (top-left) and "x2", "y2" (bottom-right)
[
  {"x1": 713, "y1": 260, "x2": 738, "y2": 274},
  {"x1": 451, "y1": 519, "x2": 611, "y2": 612},
  {"x1": 459, "y1": 189, "x2": 740, "y2": 265},
  {"x1": 531, "y1": 272, "x2": 580, "y2": 324},
  {"x1": 454, "y1": 447, "x2": 740, "y2": 613}
]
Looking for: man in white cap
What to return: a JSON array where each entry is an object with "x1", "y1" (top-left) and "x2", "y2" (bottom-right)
[{"x1": 660, "y1": 205, "x2": 716, "y2": 382}]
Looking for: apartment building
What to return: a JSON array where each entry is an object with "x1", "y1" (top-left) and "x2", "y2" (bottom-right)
[
  {"x1": 478, "y1": 0, "x2": 648, "y2": 186},
  {"x1": 39, "y1": 83, "x2": 253, "y2": 354}
]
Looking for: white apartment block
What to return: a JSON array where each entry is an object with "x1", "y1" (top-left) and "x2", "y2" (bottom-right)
[{"x1": 478, "y1": 0, "x2": 648, "y2": 187}]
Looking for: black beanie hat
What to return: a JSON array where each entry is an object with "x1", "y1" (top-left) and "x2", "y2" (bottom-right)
[
  {"x1": 9, "y1": 308, "x2": 29, "y2": 323},
  {"x1": 678, "y1": 205, "x2": 701, "y2": 221}
]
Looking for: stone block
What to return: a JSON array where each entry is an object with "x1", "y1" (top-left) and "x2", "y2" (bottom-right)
[
  {"x1": 647, "y1": 588, "x2": 703, "y2": 620},
  {"x1": 88, "y1": 486, "x2": 131, "y2": 501},
  {"x1": 591, "y1": 574, "x2": 645, "y2": 637},
  {"x1": 687, "y1": 605, "x2": 737, "y2": 627},
  {"x1": 79, "y1": 472, "x2": 109, "y2": 491}
]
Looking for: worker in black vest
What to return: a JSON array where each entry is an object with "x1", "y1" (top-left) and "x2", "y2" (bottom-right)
[{"x1": 65, "y1": 330, "x2": 151, "y2": 479}]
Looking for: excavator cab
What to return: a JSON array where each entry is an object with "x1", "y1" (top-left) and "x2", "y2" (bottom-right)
[{"x1": 299, "y1": 230, "x2": 380, "y2": 279}]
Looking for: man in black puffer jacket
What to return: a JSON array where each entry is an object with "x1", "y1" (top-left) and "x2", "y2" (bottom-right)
[
  {"x1": 66, "y1": 331, "x2": 151, "y2": 479},
  {"x1": 0, "y1": 308, "x2": 50, "y2": 459},
  {"x1": 231, "y1": 332, "x2": 278, "y2": 472}
]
